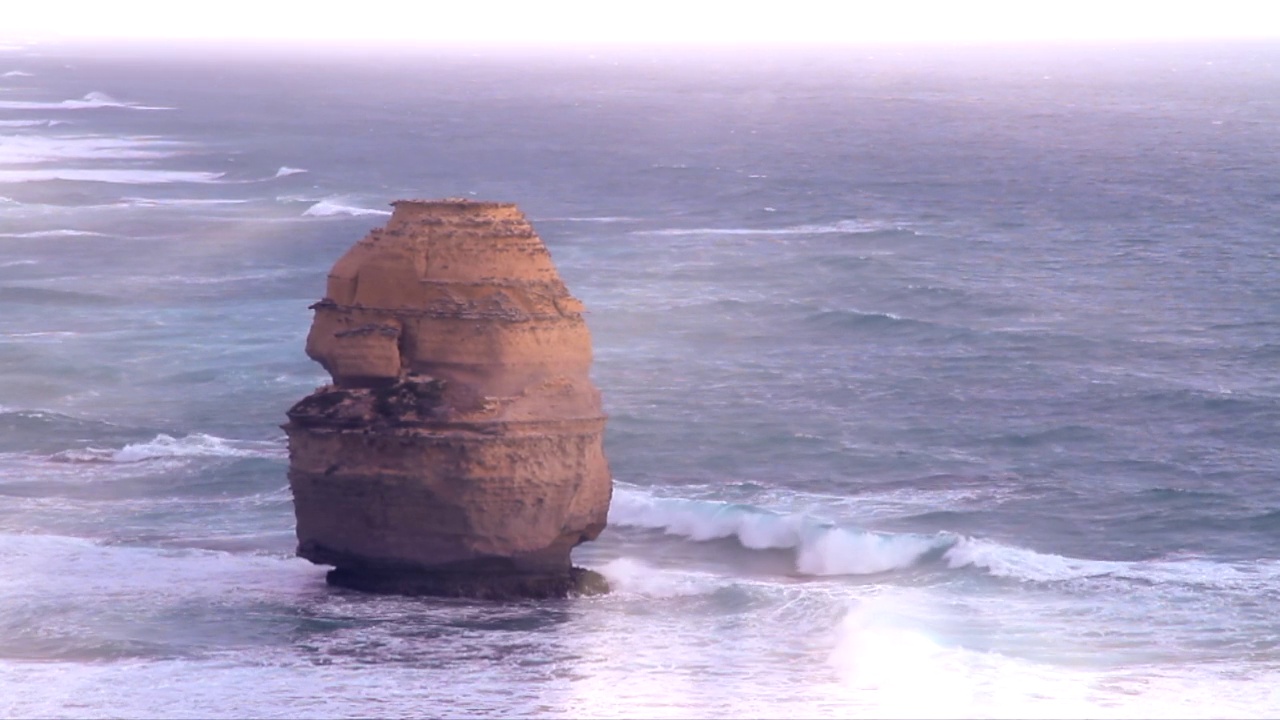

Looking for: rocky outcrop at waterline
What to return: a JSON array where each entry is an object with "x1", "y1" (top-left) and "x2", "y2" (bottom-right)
[{"x1": 284, "y1": 199, "x2": 612, "y2": 599}]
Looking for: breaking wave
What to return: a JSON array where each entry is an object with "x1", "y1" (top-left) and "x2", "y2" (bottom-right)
[
  {"x1": 611, "y1": 486, "x2": 1280, "y2": 589},
  {"x1": 596, "y1": 557, "x2": 720, "y2": 597},
  {"x1": 2, "y1": 70, "x2": 33, "y2": 77},
  {"x1": 302, "y1": 196, "x2": 391, "y2": 217},
  {"x1": 609, "y1": 486, "x2": 951, "y2": 575},
  {"x1": 945, "y1": 537, "x2": 1280, "y2": 591},
  {"x1": 50, "y1": 433, "x2": 286, "y2": 464},
  {"x1": 273, "y1": 166, "x2": 307, "y2": 178}
]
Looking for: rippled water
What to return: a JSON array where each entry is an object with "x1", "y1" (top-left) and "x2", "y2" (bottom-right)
[{"x1": 2, "y1": 40, "x2": 1279, "y2": 718}]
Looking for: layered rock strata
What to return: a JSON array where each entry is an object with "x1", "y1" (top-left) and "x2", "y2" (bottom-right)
[{"x1": 285, "y1": 199, "x2": 611, "y2": 599}]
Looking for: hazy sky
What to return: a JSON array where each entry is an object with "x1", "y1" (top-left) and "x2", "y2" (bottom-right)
[{"x1": 4, "y1": 0, "x2": 1278, "y2": 45}]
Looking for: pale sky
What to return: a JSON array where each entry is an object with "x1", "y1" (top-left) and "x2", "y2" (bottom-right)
[{"x1": 4, "y1": 0, "x2": 1278, "y2": 46}]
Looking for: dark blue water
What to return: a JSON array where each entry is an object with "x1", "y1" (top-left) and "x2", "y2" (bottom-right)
[{"x1": 2, "y1": 40, "x2": 1278, "y2": 717}]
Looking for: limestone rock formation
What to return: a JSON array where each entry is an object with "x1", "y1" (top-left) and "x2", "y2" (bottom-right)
[{"x1": 284, "y1": 199, "x2": 611, "y2": 599}]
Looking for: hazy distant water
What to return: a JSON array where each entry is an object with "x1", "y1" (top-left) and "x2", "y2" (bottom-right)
[{"x1": 1, "y1": 40, "x2": 1279, "y2": 718}]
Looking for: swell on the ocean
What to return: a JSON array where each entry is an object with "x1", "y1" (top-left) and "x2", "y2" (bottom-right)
[
  {"x1": 48, "y1": 433, "x2": 287, "y2": 464},
  {"x1": 610, "y1": 485, "x2": 1280, "y2": 590}
]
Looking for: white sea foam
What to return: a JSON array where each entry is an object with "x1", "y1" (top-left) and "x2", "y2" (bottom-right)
[
  {"x1": 0, "y1": 134, "x2": 187, "y2": 164},
  {"x1": 609, "y1": 486, "x2": 949, "y2": 575},
  {"x1": 2, "y1": 70, "x2": 33, "y2": 77},
  {"x1": 145, "y1": 268, "x2": 302, "y2": 287},
  {"x1": 0, "y1": 532, "x2": 317, "y2": 600},
  {"x1": 828, "y1": 598, "x2": 970, "y2": 714},
  {"x1": 538, "y1": 216, "x2": 641, "y2": 223},
  {"x1": 302, "y1": 196, "x2": 391, "y2": 217},
  {"x1": 0, "y1": 229, "x2": 112, "y2": 238},
  {"x1": 596, "y1": 557, "x2": 717, "y2": 597},
  {"x1": 273, "y1": 166, "x2": 307, "y2": 178},
  {"x1": 0, "y1": 259, "x2": 36, "y2": 268},
  {"x1": 0, "y1": 119, "x2": 52, "y2": 127},
  {"x1": 50, "y1": 433, "x2": 286, "y2": 464},
  {"x1": 0, "y1": 91, "x2": 171, "y2": 111},
  {"x1": 634, "y1": 219, "x2": 902, "y2": 237},
  {"x1": 825, "y1": 598, "x2": 1276, "y2": 719},
  {"x1": 944, "y1": 537, "x2": 1280, "y2": 591},
  {"x1": 612, "y1": 486, "x2": 1280, "y2": 589},
  {"x1": 1, "y1": 330, "x2": 74, "y2": 339},
  {"x1": 0, "y1": 169, "x2": 224, "y2": 184},
  {"x1": 119, "y1": 196, "x2": 248, "y2": 207},
  {"x1": 797, "y1": 529, "x2": 944, "y2": 575}
]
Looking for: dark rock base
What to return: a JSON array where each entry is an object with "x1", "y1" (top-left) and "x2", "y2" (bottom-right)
[{"x1": 326, "y1": 566, "x2": 610, "y2": 600}]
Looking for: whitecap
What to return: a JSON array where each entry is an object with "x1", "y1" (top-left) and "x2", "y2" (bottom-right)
[
  {"x1": 943, "y1": 536, "x2": 1280, "y2": 591},
  {"x1": 595, "y1": 557, "x2": 717, "y2": 597},
  {"x1": 633, "y1": 219, "x2": 904, "y2": 237},
  {"x1": 537, "y1": 216, "x2": 641, "y2": 223},
  {"x1": 2, "y1": 70, "x2": 33, "y2": 77},
  {"x1": 609, "y1": 486, "x2": 949, "y2": 576},
  {"x1": 49, "y1": 433, "x2": 287, "y2": 464},
  {"x1": 0, "y1": 169, "x2": 225, "y2": 184},
  {"x1": 0, "y1": 229, "x2": 112, "y2": 238},
  {"x1": 146, "y1": 268, "x2": 302, "y2": 286},
  {"x1": 273, "y1": 166, "x2": 307, "y2": 178},
  {"x1": 796, "y1": 528, "x2": 944, "y2": 575},
  {"x1": 0, "y1": 134, "x2": 187, "y2": 164},
  {"x1": 119, "y1": 197, "x2": 248, "y2": 207},
  {"x1": 0, "y1": 119, "x2": 52, "y2": 127},
  {"x1": 0, "y1": 91, "x2": 172, "y2": 111},
  {"x1": 0, "y1": 532, "x2": 318, "y2": 600},
  {"x1": 302, "y1": 196, "x2": 391, "y2": 218},
  {"x1": 1, "y1": 330, "x2": 74, "y2": 339}
]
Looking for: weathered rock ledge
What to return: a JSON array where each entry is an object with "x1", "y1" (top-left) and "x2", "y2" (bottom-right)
[{"x1": 285, "y1": 199, "x2": 612, "y2": 599}]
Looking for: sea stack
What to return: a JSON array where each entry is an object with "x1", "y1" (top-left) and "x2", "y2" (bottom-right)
[{"x1": 284, "y1": 199, "x2": 611, "y2": 599}]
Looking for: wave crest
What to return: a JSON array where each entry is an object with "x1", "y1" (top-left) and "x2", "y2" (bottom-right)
[
  {"x1": 302, "y1": 196, "x2": 391, "y2": 217},
  {"x1": 609, "y1": 486, "x2": 951, "y2": 576},
  {"x1": 596, "y1": 557, "x2": 717, "y2": 597},
  {"x1": 633, "y1": 219, "x2": 908, "y2": 237},
  {"x1": 945, "y1": 537, "x2": 1280, "y2": 590},
  {"x1": 0, "y1": 169, "x2": 225, "y2": 184},
  {"x1": 0, "y1": 91, "x2": 171, "y2": 111},
  {"x1": 50, "y1": 433, "x2": 286, "y2": 464},
  {"x1": 611, "y1": 486, "x2": 1280, "y2": 589}
]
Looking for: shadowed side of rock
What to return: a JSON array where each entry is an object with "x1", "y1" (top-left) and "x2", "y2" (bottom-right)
[
  {"x1": 327, "y1": 565, "x2": 610, "y2": 600},
  {"x1": 284, "y1": 199, "x2": 612, "y2": 599}
]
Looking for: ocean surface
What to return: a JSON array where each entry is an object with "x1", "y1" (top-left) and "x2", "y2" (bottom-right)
[{"x1": 1, "y1": 39, "x2": 1278, "y2": 718}]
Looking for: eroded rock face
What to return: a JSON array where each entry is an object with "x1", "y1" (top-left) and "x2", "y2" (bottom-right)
[{"x1": 285, "y1": 199, "x2": 611, "y2": 598}]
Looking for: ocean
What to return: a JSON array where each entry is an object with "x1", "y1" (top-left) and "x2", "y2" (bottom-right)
[{"x1": 1, "y1": 39, "x2": 1278, "y2": 718}]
